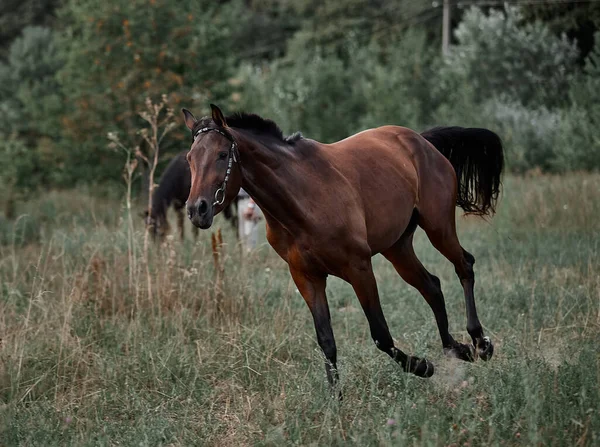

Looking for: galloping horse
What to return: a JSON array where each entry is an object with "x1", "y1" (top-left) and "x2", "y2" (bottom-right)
[
  {"x1": 182, "y1": 104, "x2": 503, "y2": 387},
  {"x1": 143, "y1": 151, "x2": 238, "y2": 242}
]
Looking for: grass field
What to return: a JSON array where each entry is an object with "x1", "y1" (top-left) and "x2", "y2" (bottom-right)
[{"x1": 1, "y1": 173, "x2": 599, "y2": 446}]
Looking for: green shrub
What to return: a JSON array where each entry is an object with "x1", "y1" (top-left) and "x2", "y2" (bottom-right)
[
  {"x1": 441, "y1": 6, "x2": 579, "y2": 109},
  {"x1": 240, "y1": 30, "x2": 438, "y2": 141},
  {"x1": 558, "y1": 32, "x2": 600, "y2": 171},
  {"x1": 0, "y1": 26, "x2": 63, "y2": 139},
  {"x1": 240, "y1": 50, "x2": 365, "y2": 142},
  {"x1": 356, "y1": 30, "x2": 438, "y2": 132}
]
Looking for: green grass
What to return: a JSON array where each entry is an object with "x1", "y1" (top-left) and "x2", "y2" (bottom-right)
[{"x1": 1, "y1": 174, "x2": 599, "y2": 446}]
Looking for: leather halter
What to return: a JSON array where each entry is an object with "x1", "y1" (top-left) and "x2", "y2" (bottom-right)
[{"x1": 193, "y1": 127, "x2": 239, "y2": 206}]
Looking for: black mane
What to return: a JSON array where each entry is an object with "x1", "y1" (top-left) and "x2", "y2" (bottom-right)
[{"x1": 194, "y1": 112, "x2": 302, "y2": 144}]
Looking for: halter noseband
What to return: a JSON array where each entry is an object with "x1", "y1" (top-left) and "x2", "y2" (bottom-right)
[{"x1": 193, "y1": 127, "x2": 239, "y2": 207}]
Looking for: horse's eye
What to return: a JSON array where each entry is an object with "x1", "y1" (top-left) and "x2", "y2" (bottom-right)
[{"x1": 218, "y1": 152, "x2": 228, "y2": 160}]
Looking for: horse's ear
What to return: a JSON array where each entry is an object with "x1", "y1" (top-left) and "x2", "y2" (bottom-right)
[
  {"x1": 182, "y1": 108, "x2": 197, "y2": 131},
  {"x1": 210, "y1": 104, "x2": 227, "y2": 128}
]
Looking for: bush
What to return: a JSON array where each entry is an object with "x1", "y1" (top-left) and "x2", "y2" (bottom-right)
[
  {"x1": 432, "y1": 9, "x2": 600, "y2": 173},
  {"x1": 239, "y1": 30, "x2": 439, "y2": 141},
  {"x1": 55, "y1": 0, "x2": 245, "y2": 184},
  {"x1": 441, "y1": 7, "x2": 579, "y2": 109},
  {"x1": 356, "y1": 30, "x2": 438, "y2": 132},
  {"x1": 240, "y1": 50, "x2": 365, "y2": 142},
  {"x1": 558, "y1": 32, "x2": 600, "y2": 171},
  {"x1": 482, "y1": 99, "x2": 562, "y2": 173},
  {"x1": 0, "y1": 26, "x2": 65, "y2": 200},
  {"x1": 0, "y1": 26, "x2": 63, "y2": 139},
  {"x1": 0, "y1": 136, "x2": 54, "y2": 215}
]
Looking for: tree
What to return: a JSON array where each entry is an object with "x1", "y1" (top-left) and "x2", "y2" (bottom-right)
[
  {"x1": 0, "y1": 26, "x2": 63, "y2": 141},
  {"x1": 441, "y1": 6, "x2": 579, "y2": 108},
  {"x1": 284, "y1": 0, "x2": 439, "y2": 61},
  {"x1": 0, "y1": 0, "x2": 59, "y2": 60},
  {"x1": 0, "y1": 26, "x2": 63, "y2": 203},
  {"x1": 56, "y1": 0, "x2": 245, "y2": 184},
  {"x1": 520, "y1": 2, "x2": 600, "y2": 63}
]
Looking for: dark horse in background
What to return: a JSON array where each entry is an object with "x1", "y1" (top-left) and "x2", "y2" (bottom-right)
[
  {"x1": 143, "y1": 151, "x2": 238, "y2": 241},
  {"x1": 182, "y1": 104, "x2": 503, "y2": 390}
]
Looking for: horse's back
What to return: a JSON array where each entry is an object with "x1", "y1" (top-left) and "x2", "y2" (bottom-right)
[
  {"x1": 324, "y1": 125, "x2": 456, "y2": 254},
  {"x1": 158, "y1": 151, "x2": 192, "y2": 208},
  {"x1": 328, "y1": 125, "x2": 453, "y2": 198}
]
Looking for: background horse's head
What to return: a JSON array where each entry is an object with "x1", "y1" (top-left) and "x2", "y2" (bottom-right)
[{"x1": 182, "y1": 104, "x2": 242, "y2": 229}]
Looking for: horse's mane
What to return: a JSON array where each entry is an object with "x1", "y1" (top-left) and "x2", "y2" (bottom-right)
[{"x1": 195, "y1": 112, "x2": 302, "y2": 144}]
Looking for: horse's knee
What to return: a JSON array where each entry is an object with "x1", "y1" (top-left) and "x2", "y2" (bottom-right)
[
  {"x1": 428, "y1": 273, "x2": 442, "y2": 292},
  {"x1": 463, "y1": 249, "x2": 475, "y2": 266}
]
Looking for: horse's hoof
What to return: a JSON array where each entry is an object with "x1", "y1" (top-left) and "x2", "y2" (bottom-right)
[
  {"x1": 476, "y1": 336, "x2": 494, "y2": 361},
  {"x1": 444, "y1": 343, "x2": 475, "y2": 362},
  {"x1": 406, "y1": 356, "x2": 435, "y2": 378}
]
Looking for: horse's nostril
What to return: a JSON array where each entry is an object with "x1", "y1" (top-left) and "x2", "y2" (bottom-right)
[{"x1": 198, "y1": 199, "x2": 208, "y2": 215}]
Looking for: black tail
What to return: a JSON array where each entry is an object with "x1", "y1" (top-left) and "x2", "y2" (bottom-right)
[{"x1": 421, "y1": 126, "x2": 504, "y2": 216}]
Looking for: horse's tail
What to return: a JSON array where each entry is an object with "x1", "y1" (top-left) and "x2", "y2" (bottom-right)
[{"x1": 421, "y1": 126, "x2": 504, "y2": 216}]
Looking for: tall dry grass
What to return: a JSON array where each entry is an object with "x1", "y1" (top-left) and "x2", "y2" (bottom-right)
[{"x1": 0, "y1": 173, "x2": 599, "y2": 445}]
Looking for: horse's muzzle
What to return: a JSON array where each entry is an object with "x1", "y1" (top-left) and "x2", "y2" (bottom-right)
[{"x1": 187, "y1": 198, "x2": 214, "y2": 229}]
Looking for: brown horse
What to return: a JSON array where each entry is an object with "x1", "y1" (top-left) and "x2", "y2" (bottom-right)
[{"x1": 182, "y1": 104, "x2": 503, "y2": 387}]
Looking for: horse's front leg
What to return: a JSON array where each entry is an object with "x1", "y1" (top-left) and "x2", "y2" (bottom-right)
[
  {"x1": 289, "y1": 267, "x2": 340, "y2": 391},
  {"x1": 175, "y1": 207, "x2": 185, "y2": 241},
  {"x1": 345, "y1": 257, "x2": 434, "y2": 378}
]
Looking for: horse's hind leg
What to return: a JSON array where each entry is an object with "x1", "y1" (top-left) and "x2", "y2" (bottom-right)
[
  {"x1": 420, "y1": 215, "x2": 494, "y2": 361},
  {"x1": 382, "y1": 230, "x2": 474, "y2": 362},
  {"x1": 345, "y1": 257, "x2": 434, "y2": 377}
]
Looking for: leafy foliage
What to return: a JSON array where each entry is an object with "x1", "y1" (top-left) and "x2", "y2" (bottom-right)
[
  {"x1": 356, "y1": 30, "x2": 438, "y2": 131},
  {"x1": 442, "y1": 7, "x2": 579, "y2": 108},
  {"x1": 55, "y1": 0, "x2": 245, "y2": 183},
  {"x1": 0, "y1": 26, "x2": 63, "y2": 138},
  {"x1": 1, "y1": 2, "x2": 600, "y2": 202},
  {"x1": 0, "y1": 26, "x2": 63, "y2": 200},
  {"x1": 240, "y1": 30, "x2": 438, "y2": 141},
  {"x1": 520, "y1": 1, "x2": 600, "y2": 62},
  {"x1": 557, "y1": 31, "x2": 600, "y2": 170},
  {"x1": 241, "y1": 49, "x2": 365, "y2": 142},
  {"x1": 0, "y1": 0, "x2": 59, "y2": 59}
]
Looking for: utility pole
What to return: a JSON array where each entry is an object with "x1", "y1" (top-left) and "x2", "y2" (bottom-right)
[{"x1": 442, "y1": 0, "x2": 451, "y2": 55}]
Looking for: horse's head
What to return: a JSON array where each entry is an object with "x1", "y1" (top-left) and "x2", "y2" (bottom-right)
[
  {"x1": 142, "y1": 209, "x2": 170, "y2": 241},
  {"x1": 182, "y1": 104, "x2": 242, "y2": 229}
]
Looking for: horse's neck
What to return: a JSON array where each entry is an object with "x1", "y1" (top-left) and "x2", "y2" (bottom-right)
[{"x1": 236, "y1": 133, "x2": 309, "y2": 231}]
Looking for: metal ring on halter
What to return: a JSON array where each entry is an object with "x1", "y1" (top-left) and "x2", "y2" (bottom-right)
[{"x1": 213, "y1": 187, "x2": 225, "y2": 206}]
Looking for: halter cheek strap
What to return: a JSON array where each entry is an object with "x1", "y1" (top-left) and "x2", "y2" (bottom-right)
[{"x1": 193, "y1": 127, "x2": 240, "y2": 206}]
